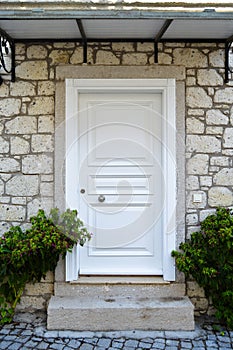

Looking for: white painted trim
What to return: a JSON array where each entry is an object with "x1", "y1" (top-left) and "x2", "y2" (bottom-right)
[
  {"x1": 65, "y1": 245, "x2": 79, "y2": 282},
  {"x1": 65, "y1": 78, "x2": 176, "y2": 282},
  {"x1": 65, "y1": 80, "x2": 80, "y2": 281},
  {"x1": 162, "y1": 80, "x2": 176, "y2": 281}
]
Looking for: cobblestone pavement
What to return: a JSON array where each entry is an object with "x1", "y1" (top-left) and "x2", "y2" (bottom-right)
[{"x1": 0, "y1": 312, "x2": 232, "y2": 349}]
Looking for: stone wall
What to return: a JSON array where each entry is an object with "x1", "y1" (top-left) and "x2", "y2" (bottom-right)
[{"x1": 0, "y1": 41, "x2": 231, "y2": 314}]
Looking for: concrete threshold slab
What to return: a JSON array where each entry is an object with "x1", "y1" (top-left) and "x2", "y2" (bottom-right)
[{"x1": 70, "y1": 276, "x2": 170, "y2": 285}]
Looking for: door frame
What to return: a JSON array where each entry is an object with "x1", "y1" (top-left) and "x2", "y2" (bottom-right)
[{"x1": 65, "y1": 78, "x2": 176, "y2": 281}]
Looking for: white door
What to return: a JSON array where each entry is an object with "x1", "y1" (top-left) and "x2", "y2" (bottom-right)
[{"x1": 65, "y1": 79, "x2": 176, "y2": 280}]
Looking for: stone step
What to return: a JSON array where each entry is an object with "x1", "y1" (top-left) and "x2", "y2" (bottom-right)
[
  {"x1": 47, "y1": 295, "x2": 194, "y2": 331},
  {"x1": 54, "y1": 278, "x2": 186, "y2": 299}
]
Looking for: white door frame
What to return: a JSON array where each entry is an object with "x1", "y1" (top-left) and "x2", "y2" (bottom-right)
[{"x1": 65, "y1": 78, "x2": 176, "y2": 282}]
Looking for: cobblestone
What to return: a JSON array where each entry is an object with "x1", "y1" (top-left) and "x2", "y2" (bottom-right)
[{"x1": 0, "y1": 313, "x2": 232, "y2": 349}]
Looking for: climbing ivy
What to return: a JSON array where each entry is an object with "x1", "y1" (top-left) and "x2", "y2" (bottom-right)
[
  {"x1": 172, "y1": 207, "x2": 233, "y2": 328},
  {"x1": 0, "y1": 209, "x2": 91, "y2": 324}
]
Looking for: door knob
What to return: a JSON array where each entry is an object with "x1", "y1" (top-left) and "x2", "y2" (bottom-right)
[
  {"x1": 80, "y1": 188, "x2": 85, "y2": 194},
  {"x1": 98, "y1": 195, "x2": 105, "y2": 203}
]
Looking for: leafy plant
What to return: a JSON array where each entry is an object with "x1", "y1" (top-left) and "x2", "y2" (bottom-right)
[
  {"x1": 172, "y1": 207, "x2": 233, "y2": 329},
  {"x1": 0, "y1": 208, "x2": 91, "y2": 324}
]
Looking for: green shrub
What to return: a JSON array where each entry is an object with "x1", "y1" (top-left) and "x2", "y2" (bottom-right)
[
  {"x1": 172, "y1": 207, "x2": 233, "y2": 328},
  {"x1": 0, "y1": 208, "x2": 91, "y2": 324}
]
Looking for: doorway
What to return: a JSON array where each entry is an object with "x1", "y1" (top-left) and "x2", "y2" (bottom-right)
[{"x1": 65, "y1": 79, "x2": 176, "y2": 281}]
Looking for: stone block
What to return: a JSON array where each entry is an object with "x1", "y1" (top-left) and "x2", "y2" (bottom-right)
[
  {"x1": 96, "y1": 51, "x2": 120, "y2": 65},
  {"x1": 0, "y1": 179, "x2": 4, "y2": 195},
  {"x1": 187, "y1": 281, "x2": 205, "y2": 298},
  {"x1": 208, "y1": 87, "x2": 215, "y2": 96},
  {"x1": 22, "y1": 154, "x2": 53, "y2": 174},
  {"x1": 10, "y1": 136, "x2": 30, "y2": 155},
  {"x1": 186, "y1": 118, "x2": 205, "y2": 134},
  {"x1": 38, "y1": 116, "x2": 54, "y2": 133},
  {"x1": 187, "y1": 154, "x2": 209, "y2": 175},
  {"x1": 10, "y1": 81, "x2": 36, "y2": 96},
  {"x1": 49, "y1": 50, "x2": 70, "y2": 65},
  {"x1": 208, "y1": 187, "x2": 233, "y2": 207},
  {"x1": 200, "y1": 176, "x2": 212, "y2": 187},
  {"x1": 186, "y1": 77, "x2": 196, "y2": 86},
  {"x1": 70, "y1": 47, "x2": 84, "y2": 64},
  {"x1": 0, "y1": 137, "x2": 9, "y2": 153},
  {"x1": 42, "y1": 271, "x2": 54, "y2": 283},
  {"x1": 0, "y1": 122, "x2": 3, "y2": 134},
  {"x1": 214, "y1": 88, "x2": 233, "y2": 103},
  {"x1": 31, "y1": 135, "x2": 54, "y2": 152},
  {"x1": 197, "y1": 69, "x2": 223, "y2": 86},
  {"x1": 0, "y1": 221, "x2": 11, "y2": 235},
  {"x1": 158, "y1": 53, "x2": 172, "y2": 65},
  {"x1": 0, "y1": 98, "x2": 21, "y2": 116},
  {"x1": 41, "y1": 175, "x2": 53, "y2": 181},
  {"x1": 187, "y1": 191, "x2": 207, "y2": 209},
  {"x1": 27, "y1": 197, "x2": 53, "y2": 219},
  {"x1": 24, "y1": 282, "x2": 54, "y2": 296},
  {"x1": 27, "y1": 45, "x2": 48, "y2": 59},
  {"x1": 187, "y1": 87, "x2": 212, "y2": 108},
  {"x1": 38, "y1": 81, "x2": 55, "y2": 96},
  {"x1": 173, "y1": 48, "x2": 207, "y2": 67},
  {"x1": 0, "y1": 204, "x2": 25, "y2": 222},
  {"x1": 40, "y1": 182, "x2": 54, "y2": 196},
  {"x1": 28, "y1": 96, "x2": 54, "y2": 115},
  {"x1": 206, "y1": 109, "x2": 229, "y2": 125},
  {"x1": 209, "y1": 50, "x2": 224, "y2": 68},
  {"x1": 214, "y1": 168, "x2": 233, "y2": 186},
  {"x1": 223, "y1": 128, "x2": 233, "y2": 148},
  {"x1": 199, "y1": 209, "x2": 216, "y2": 222},
  {"x1": 53, "y1": 42, "x2": 75, "y2": 49},
  {"x1": 0, "y1": 83, "x2": 9, "y2": 97},
  {"x1": 186, "y1": 175, "x2": 199, "y2": 190},
  {"x1": 223, "y1": 149, "x2": 233, "y2": 156},
  {"x1": 12, "y1": 197, "x2": 27, "y2": 205},
  {"x1": 16, "y1": 61, "x2": 48, "y2": 80},
  {"x1": 206, "y1": 126, "x2": 223, "y2": 135},
  {"x1": 190, "y1": 297, "x2": 208, "y2": 312},
  {"x1": 210, "y1": 156, "x2": 229, "y2": 166},
  {"x1": 230, "y1": 106, "x2": 233, "y2": 125},
  {"x1": 186, "y1": 213, "x2": 198, "y2": 225},
  {"x1": 187, "y1": 109, "x2": 204, "y2": 116},
  {"x1": 122, "y1": 53, "x2": 147, "y2": 65},
  {"x1": 15, "y1": 43, "x2": 25, "y2": 55},
  {"x1": 113, "y1": 43, "x2": 135, "y2": 52},
  {"x1": 186, "y1": 135, "x2": 221, "y2": 153},
  {"x1": 6, "y1": 175, "x2": 39, "y2": 196},
  {"x1": 165, "y1": 42, "x2": 185, "y2": 48},
  {"x1": 0, "y1": 158, "x2": 20, "y2": 172},
  {"x1": 16, "y1": 296, "x2": 46, "y2": 311},
  {"x1": 5, "y1": 116, "x2": 37, "y2": 134}
]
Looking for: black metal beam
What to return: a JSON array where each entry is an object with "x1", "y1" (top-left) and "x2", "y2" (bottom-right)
[
  {"x1": 76, "y1": 19, "x2": 87, "y2": 63},
  {"x1": 14, "y1": 38, "x2": 225, "y2": 44},
  {"x1": 154, "y1": 19, "x2": 173, "y2": 43},
  {"x1": 154, "y1": 19, "x2": 173, "y2": 63}
]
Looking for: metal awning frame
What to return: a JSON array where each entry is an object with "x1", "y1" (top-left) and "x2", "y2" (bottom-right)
[
  {"x1": 0, "y1": 27, "x2": 15, "y2": 83},
  {"x1": 1, "y1": 17, "x2": 233, "y2": 84}
]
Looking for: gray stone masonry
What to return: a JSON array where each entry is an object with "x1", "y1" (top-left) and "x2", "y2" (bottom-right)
[{"x1": 0, "y1": 41, "x2": 232, "y2": 315}]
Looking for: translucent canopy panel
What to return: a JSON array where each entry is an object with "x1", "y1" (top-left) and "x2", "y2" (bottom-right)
[
  {"x1": 163, "y1": 19, "x2": 233, "y2": 39},
  {"x1": 0, "y1": 18, "x2": 233, "y2": 41},
  {"x1": 0, "y1": 19, "x2": 81, "y2": 39},
  {"x1": 82, "y1": 19, "x2": 166, "y2": 39}
]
